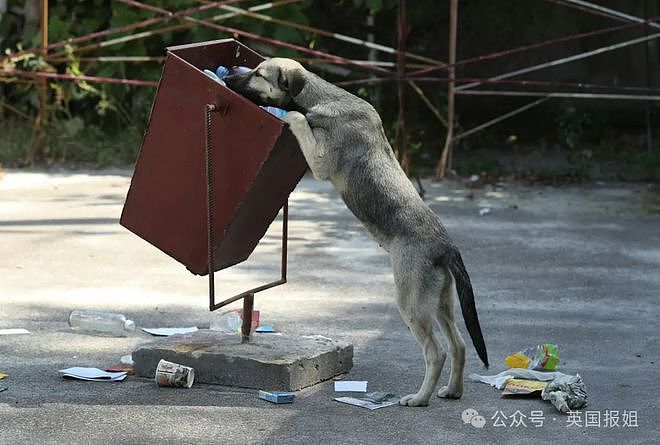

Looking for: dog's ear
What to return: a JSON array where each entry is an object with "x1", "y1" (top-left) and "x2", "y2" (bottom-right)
[{"x1": 278, "y1": 67, "x2": 304, "y2": 97}]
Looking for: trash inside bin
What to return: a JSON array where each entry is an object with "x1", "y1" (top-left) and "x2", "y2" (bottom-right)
[{"x1": 120, "y1": 39, "x2": 308, "y2": 275}]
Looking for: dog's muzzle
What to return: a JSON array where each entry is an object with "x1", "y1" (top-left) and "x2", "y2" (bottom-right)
[{"x1": 224, "y1": 72, "x2": 252, "y2": 95}]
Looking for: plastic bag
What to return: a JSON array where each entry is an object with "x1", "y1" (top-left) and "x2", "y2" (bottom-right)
[{"x1": 505, "y1": 343, "x2": 559, "y2": 371}]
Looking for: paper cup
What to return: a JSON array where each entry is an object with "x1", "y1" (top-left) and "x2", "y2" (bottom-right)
[{"x1": 155, "y1": 359, "x2": 195, "y2": 388}]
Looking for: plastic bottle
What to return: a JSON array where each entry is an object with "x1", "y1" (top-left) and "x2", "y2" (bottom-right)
[
  {"x1": 261, "y1": 106, "x2": 287, "y2": 118},
  {"x1": 202, "y1": 69, "x2": 226, "y2": 86},
  {"x1": 68, "y1": 310, "x2": 136, "y2": 337},
  {"x1": 209, "y1": 310, "x2": 242, "y2": 332}
]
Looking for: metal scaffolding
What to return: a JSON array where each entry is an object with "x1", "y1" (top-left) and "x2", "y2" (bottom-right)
[{"x1": 0, "y1": 0, "x2": 657, "y2": 173}]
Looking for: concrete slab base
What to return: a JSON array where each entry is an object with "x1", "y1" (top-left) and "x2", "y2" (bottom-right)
[{"x1": 132, "y1": 330, "x2": 353, "y2": 391}]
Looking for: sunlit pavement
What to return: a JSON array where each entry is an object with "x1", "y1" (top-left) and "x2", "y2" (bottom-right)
[{"x1": 1, "y1": 169, "x2": 659, "y2": 444}]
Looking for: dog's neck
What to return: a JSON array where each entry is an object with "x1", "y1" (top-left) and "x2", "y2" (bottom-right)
[{"x1": 290, "y1": 70, "x2": 347, "y2": 114}]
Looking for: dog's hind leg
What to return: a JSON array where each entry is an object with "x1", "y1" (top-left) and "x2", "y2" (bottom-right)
[
  {"x1": 435, "y1": 270, "x2": 466, "y2": 399},
  {"x1": 283, "y1": 111, "x2": 331, "y2": 180},
  {"x1": 393, "y1": 255, "x2": 447, "y2": 407}
]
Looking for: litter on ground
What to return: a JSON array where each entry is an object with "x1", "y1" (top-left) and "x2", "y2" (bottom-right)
[
  {"x1": 335, "y1": 392, "x2": 400, "y2": 410},
  {"x1": 501, "y1": 379, "x2": 547, "y2": 396},
  {"x1": 259, "y1": 390, "x2": 295, "y2": 404},
  {"x1": 59, "y1": 367, "x2": 127, "y2": 382},
  {"x1": 505, "y1": 343, "x2": 559, "y2": 371},
  {"x1": 334, "y1": 381, "x2": 367, "y2": 392},
  {"x1": 469, "y1": 369, "x2": 570, "y2": 389},
  {"x1": 141, "y1": 327, "x2": 198, "y2": 336},
  {"x1": 470, "y1": 368, "x2": 587, "y2": 413},
  {"x1": 542, "y1": 374, "x2": 588, "y2": 413},
  {"x1": 0, "y1": 328, "x2": 30, "y2": 335}
]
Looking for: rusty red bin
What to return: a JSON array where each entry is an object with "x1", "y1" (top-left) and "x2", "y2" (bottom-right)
[{"x1": 120, "y1": 39, "x2": 307, "y2": 276}]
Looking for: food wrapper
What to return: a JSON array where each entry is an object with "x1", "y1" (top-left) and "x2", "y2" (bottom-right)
[
  {"x1": 505, "y1": 343, "x2": 559, "y2": 371},
  {"x1": 502, "y1": 379, "x2": 548, "y2": 396}
]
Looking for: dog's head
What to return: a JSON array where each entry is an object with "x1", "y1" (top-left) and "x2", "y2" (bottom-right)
[{"x1": 224, "y1": 58, "x2": 305, "y2": 108}]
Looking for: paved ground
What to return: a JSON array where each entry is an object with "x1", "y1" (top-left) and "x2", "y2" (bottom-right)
[{"x1": 0, "y1": 169, "x2": 658, "y2": 444}]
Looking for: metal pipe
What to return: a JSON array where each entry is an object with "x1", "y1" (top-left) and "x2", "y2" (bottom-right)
[
  {"x1": 217, "y1": 3, "x2": 443, "y2": 65},
  {"x1": 395, "y1": 0, "x2": 408, "y2": 165},
  {"x1": 407, "y1": 80, "x2": 448, "y2": 128},
  {"x1": 453, "y1": 97, "x2": 550, "y2": 141},
  {"x1": 205, "y1": 104, "x2": 217, "y2": 312},
  {"x1": 0, "y1": 98, "x2": 32, "y2": 119},
  {"x1": 409, "y1": 19, "x2": 644, "y2": 77},
  {"x1": 1, "y1": 69, "x2": 158, "y2": 87},
  {"x1": 27, "y1": 0, "x2": 48, "y2": 163},
  {"x1": 457, "y1": 31, "x2": 660, "y2": 92},
  {"x1": 281, "y1": 201, "x2": 288, "y2": 282},
  {"x1": 337, "y1": 75, "x2": 660, "y2": 96},
  {"x1": 49, "y1": 0, "x2": 301, "y2": 60},
  {"x1": 0, "y1": 0, "x2": 248, "y2": 64},
  {"x1": 118, "y1": 0, "x2": 391, "y2": 74},
  {"x1": 436, "y1": 0, "x2": 457, "y2": 180},
  {"x1": 552, "y1": 0, "x2": 660, "y2": 30},
  {"x1": 456, "y1": 89, "x2": 660, "y2": 101},
  {"x1": 242, "y1": 294, "x2": 254, "y2": 343}
]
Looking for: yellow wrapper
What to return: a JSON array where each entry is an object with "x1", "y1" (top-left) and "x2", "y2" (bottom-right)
[
  {"x1": 502, "y1": 379, "x2": 548, "y2": 396},
  {"x1": 504, "y1": 352, "x2": 532, "y2": 369}
]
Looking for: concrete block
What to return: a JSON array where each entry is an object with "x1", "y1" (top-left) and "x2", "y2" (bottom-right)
[{"x1": 132, "y1": 330, "x2": 353, "y2": 391}]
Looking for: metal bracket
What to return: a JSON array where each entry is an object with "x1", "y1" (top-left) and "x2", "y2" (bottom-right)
[{"x1": 204, "y1": 103, "x2": 289, "y2": 343}]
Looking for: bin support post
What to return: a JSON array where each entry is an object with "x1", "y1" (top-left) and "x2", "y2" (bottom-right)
[
  {"x1": 205, "y1": 103, "x2": 218, "y2": 311},
  {"x1": 242, "y1": 293, "x2": 254, "y2": 343},
  {"x1": 204, "y1": 103, "x2": 289, "y2": 331}
]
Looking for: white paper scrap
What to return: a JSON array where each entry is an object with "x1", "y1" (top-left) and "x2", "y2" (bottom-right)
[
  {"x1": 59, "y1": 367, "x2": 127, "y2": 382},
  {"x1": 334, "y1": 381, "x2": 367, "y2": 392},
  {"x1": 334, "y1": 396, "x2": 399, "y2": 410},
  {"x1": 469, "y1": 369, "x2": 571, "y2": 390},
  {"x1": 0, "y1": 328, "x2": 30, "y2": 335},
  {"x1": 141, "y1": 327, "x2": 198, "y2": 336}
]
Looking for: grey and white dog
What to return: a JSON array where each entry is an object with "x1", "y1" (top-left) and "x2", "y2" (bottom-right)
[{"x1": 226, "y1": 58, "x2": 488, "y2": 406}]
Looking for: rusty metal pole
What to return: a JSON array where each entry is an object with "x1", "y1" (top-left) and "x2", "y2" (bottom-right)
[
  {"x1": 436, "y1": 0, "x2": 457, "y2": 180},
  {"x1": 27, "y1": 0, "x2": 48, "y2": 163},
  {"x1": 395, "y1": 0, "x2": 408, "y2": 170},
  {"x1": 205, "y1": 103, "x2": 217, "y2": 312},
  {"x1": 242, "y1": 293, "x2": 254, "y2": 343}
]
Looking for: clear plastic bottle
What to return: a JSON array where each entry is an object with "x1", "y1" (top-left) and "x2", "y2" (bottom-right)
[
  {"x1": 209, "y1": 310, "x2": 242, "y2": 332},
  {"x1": 68, "y1": 310, "x2": 136, "y2": 337}
]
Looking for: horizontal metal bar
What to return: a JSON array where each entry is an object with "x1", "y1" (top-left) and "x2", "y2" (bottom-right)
[
  {"x1": 454, "y1": 97, "x2": 550, "y2": 141},
  {"x1": 558, "y1": 0, "x2": 660, "y2": 31},
  {"x1": 210, "y1": 279, "x2": 286, "y2": 311},
  {"x1": 456, "y1": 89, "x2": 660, "y2": 101},
  {"x1": 457, "y1": 31, "x2": 660, "y2": 91}
]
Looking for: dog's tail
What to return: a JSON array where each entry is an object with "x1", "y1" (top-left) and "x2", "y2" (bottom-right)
[{"x1": 447, "y1": 248, "x2": 489, "y2": 368}]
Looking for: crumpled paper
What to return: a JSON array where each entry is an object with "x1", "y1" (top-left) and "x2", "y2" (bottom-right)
[
  {"x1": 470, "y1": 369, "x2": 588, "y2": 414},
  {"x1": 469, "y1": 369, "x2": 571, "y2": 389},
  {"x1": 541, "y1": 374, "x2": 588, "y2": 413}
]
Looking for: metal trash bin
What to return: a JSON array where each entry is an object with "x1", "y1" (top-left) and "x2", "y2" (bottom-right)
[{"x1": 120, "y1": 39, "x2": 307, "y2": 276}]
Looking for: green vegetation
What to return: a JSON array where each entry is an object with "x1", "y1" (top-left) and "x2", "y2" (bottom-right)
[{"x1": 0, "y1": 0, "x2": 658, "y2": 180}]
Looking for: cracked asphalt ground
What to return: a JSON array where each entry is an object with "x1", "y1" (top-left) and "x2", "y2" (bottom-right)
[{"x1": 1, "y1": 170, "x2": 659, "y2": 444}]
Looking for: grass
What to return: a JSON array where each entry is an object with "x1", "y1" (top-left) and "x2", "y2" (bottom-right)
[{"x1": 0, "y1": 118, "x2": 143, "y2": 167}]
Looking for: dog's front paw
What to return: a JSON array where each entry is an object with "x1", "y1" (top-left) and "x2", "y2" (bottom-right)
[
  {"x1": 437, "y1": 385, "x2": 463, "y2": 399},
  {"x1": 283, "y1": 110, "x2": 306, "y2": 126},
  {"x1": 399, "y1": 393, "x2": 430, "y2": 407}
]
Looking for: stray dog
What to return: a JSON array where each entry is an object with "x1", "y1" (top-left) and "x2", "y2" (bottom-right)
[{"x1": 226, "y1": 59, "x2": 488, "y2": 406}]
